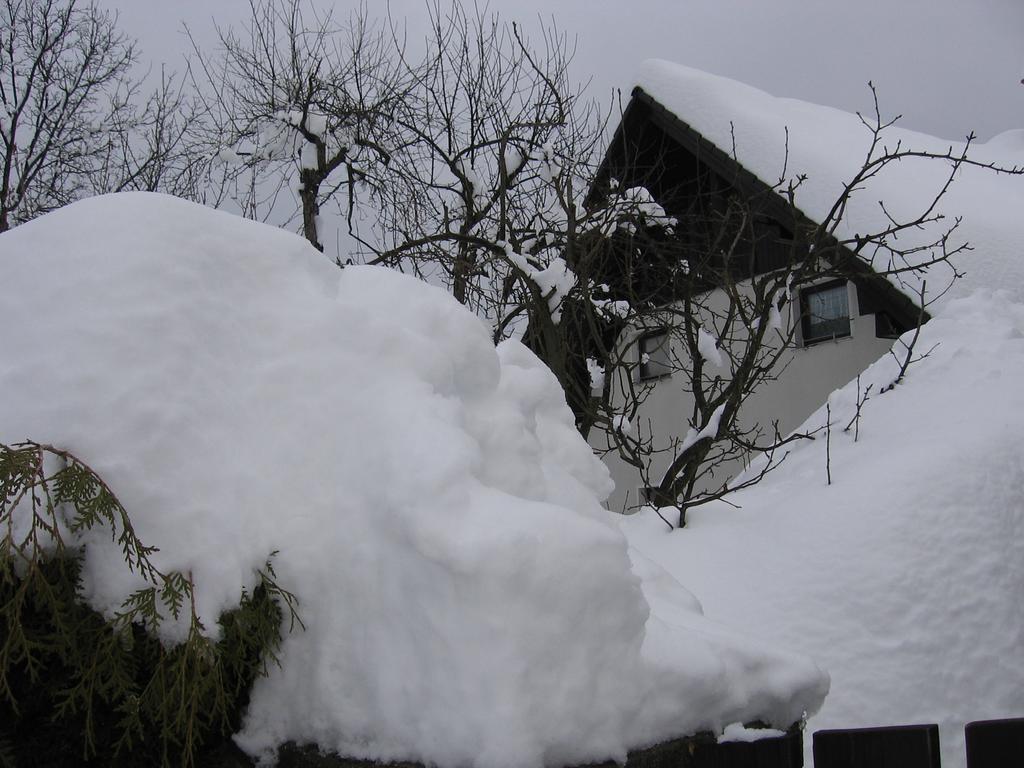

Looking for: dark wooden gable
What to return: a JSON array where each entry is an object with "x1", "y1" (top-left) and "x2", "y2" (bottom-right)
[{"x1": 588, "y1": 87, "x2": 926, "y2": 333}]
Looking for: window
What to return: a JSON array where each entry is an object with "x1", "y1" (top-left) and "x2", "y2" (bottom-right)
[
  {"x1": 801, "y1": 281, "x2": 851, "y2": 345},
  {"x1": 874, "y1": 311, "x2": 903, "y2": 339},
  {"x1": 638, "y1": 330, "x2": 672, "y2": 380}
]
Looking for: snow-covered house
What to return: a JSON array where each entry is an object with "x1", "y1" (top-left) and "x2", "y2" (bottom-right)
[{"x1": 592, "y1": 60, "x2": 1024, "y2": 513}]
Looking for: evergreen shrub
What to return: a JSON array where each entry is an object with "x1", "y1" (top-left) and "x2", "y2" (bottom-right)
[{"x1": 0, "y1": 442, "x2": 302, "y2": 767}]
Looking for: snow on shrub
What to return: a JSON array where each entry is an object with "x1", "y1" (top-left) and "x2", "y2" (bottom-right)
[{"x1": 0, "y1": 193, "x2": 826, "y2": 767}]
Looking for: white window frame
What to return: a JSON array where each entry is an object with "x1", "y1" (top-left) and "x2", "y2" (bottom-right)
[
  {"x1": 638, "y1": 329, "x2": 672, "y2": 380},
  {"x1": 799, "y1": 280, "x2": 852, "y2": 346}
]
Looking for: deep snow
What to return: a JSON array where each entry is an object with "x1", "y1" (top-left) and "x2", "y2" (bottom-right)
[
  {"x1": 622, "y1": 291, "x2": 1024, "y2": 768},
  {"x1": 0, "y1": 193, "x2": 826, "y2": 767}
]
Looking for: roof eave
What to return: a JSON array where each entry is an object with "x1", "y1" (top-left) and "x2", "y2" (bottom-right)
[{"x1": 622, "y1": 86, "x2": 930, "y2": 326}]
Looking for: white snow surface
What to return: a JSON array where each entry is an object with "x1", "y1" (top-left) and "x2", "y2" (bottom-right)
[
  {"x1": 634, "y1": 60, "x2": 1024, "y2": 308},
  {"x1": 504, "y1": 242, "x2": 577, "y2": 324},
  {"x1": 679, "y1": 403, "x2": 727, "y2": 456},
  {"x1": 586, "y1": 358, "x2": 606, "y2": 393},
  {"x1": 717, "y1": 723, "x2": 785, "y2": 744},
  {"x1": 0, "y1": 193, "x2": 827, "y2": 768},
  {"x1": 622, "y1": 290, "x2": 1024, "y2": 768},
  {"x1": 696, "y1": 327, "x2": 723, "y2": 368}
]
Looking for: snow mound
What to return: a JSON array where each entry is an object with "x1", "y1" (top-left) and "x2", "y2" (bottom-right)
[
  {"x1": 0, "y1": 193, "x2": 827, "y2": 768},
  {"x1": 623, "y1": 290, "x2": 1024, "y2": 767},
  {"x1": 634, "y1": 60, "x2": 1024, "y2": 309}
]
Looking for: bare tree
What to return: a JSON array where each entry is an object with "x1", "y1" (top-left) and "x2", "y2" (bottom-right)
[
  {"x1": 366, "y1": 2, "x2": 603, "y2": 295},
  {"x1": 1, "y1": 0, "x2": 130, "y2": 229},
  {"x1": 188, "y1": 0, "x2": 409, "y2": 252},
  {"x1": 351, "y1": 0, "x2": 635, "y2": 438},
  {"x1": 84, "y1": 68, "x2": 205, "y2": 200},
  {"x1": 0, "y1": 0, "x2": 197, "y2": 231}
]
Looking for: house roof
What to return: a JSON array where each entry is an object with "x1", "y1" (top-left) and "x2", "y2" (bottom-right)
[{"x1": 630, "y1": 60, "x2": 1024, "y2": 312}]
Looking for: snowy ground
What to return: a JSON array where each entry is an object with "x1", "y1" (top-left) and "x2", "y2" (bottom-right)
[
  {"x1": 622, "y1": 291, "x2": 1024, "y2": 768},
  {"x1": 0, "y1": 193, "x2": 827, "y2": 768}
]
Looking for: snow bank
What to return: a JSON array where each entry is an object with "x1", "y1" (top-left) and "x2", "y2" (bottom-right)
[
  {"x1": 0, "y1": 193, "x2": 826, "y2": 767},
  {"x1": 623, "y1": 290, "x2": 1024, "y2": 767},
  {"x1": 634, "y1": 60, "x2": 1024, "y2": 308}
]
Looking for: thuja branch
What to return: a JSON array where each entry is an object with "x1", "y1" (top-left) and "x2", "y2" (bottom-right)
[{"x1": 0, "y1": 441, "x2": 303, "y2": 767}]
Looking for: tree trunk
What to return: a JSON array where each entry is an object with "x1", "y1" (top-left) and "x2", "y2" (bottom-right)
[{"x1": 299, "y1": 170, "x2": 323, "y2": 252}]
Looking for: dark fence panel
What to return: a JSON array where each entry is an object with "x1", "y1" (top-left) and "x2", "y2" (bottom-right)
[
  {"x1": 813, "y1": 723, "x2": 940, "y2": 768},
  {"x1": 965, "y1": 717, "x2": 1024, "y2": 768}
]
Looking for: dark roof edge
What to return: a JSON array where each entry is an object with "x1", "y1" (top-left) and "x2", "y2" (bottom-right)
[{"x1": 627, "y1": 86, "x2": 929, "y2": 328}]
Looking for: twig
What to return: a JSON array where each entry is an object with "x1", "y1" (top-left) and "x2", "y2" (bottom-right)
[
  {"x1": 825, "y1": 402, "x2": 832, "y2": 486},
  {"x1": 843, "y1": 375, "x2": 874, "y2": 442}
]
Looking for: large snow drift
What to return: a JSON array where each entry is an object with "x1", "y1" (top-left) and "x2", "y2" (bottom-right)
[
  {"x1": 0, "y1": 193, "x2": 826, "y2": 767},
  {"x1": 635, "y1": 60, "x2": 1024, "y2": 307},
  {"x1": 623, "y1": 291, "x2": 1024, "y2": 768}
]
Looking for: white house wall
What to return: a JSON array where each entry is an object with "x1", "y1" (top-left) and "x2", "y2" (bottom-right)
[{"x1": 597, "y1": 280, "x2": 897, "y2": 513}]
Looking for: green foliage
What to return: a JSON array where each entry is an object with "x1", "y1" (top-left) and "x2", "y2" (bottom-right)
[{"x1": 0, "y1": 441, "x2": 303, "y2": 767}]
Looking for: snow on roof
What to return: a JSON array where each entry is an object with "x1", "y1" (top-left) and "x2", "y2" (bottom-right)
[
  {"x1": 634, "y1": 60, "x2": 1024, "y2": 310},
  {"x1": 622, "y1": 289, "x2": 1024, "y2": 768},
  {"x1": 0, "y1": 193, "x2": 826, "y2": 767}
]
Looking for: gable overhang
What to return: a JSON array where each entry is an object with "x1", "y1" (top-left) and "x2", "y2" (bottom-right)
[{"x1": 592, "y1": 86, "x2": 929, "y2": 332}]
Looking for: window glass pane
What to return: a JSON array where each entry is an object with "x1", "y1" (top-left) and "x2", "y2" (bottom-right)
[
  {"x1": 807, "y1": 285, "x2": 847, "y2": 323},
  {"x1": 803, "y1": 283, "x2": 850, "y2": 342},
  {"x1": 639, "y1": 331, "x2": 672, "y2": 379}
]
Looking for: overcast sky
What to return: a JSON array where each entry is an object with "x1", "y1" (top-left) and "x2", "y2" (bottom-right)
[{"x1": 101, "y1": 0, "x2": 1023, "y2": 142}]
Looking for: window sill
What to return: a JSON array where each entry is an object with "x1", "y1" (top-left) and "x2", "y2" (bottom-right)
[{"x1": 800, "y1": 332, "x2": 852, "y2": 349}]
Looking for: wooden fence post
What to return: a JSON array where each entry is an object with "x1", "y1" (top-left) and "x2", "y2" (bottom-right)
[
  {"x1": 965, "y1": 717, "x2": 1024, "y2": 768},
  {"x1": 813, "y1": 724, "x2": 940, "y2": 768}
]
